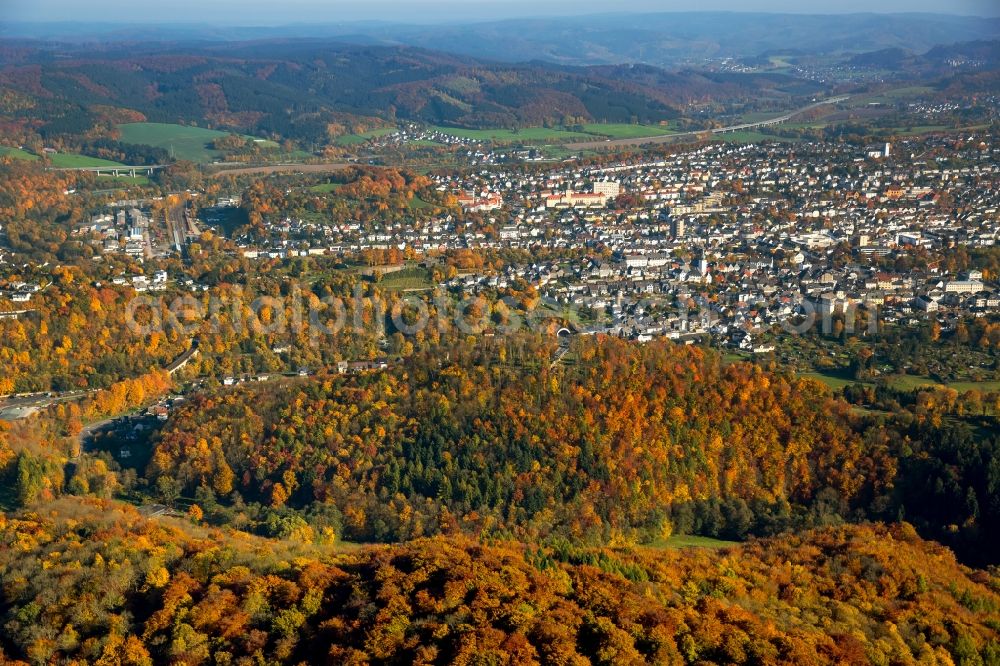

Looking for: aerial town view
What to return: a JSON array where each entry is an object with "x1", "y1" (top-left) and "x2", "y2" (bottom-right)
[{"x1": 1, "y1": 0, "x2": 1000, "y2": 663}]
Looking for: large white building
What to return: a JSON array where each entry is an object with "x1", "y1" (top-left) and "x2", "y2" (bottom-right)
[
  {"x1": 592, "y1": 181, "x2": 621, "y2": 198},
  {"x1": 457, "y1": 192, "x2": 503, "y2": 212},
  {"x1": 945, "y1": 280, "x2": 985, "y2": 294},
  {"x1": 545, "y1": 191, "x2": 609, "y2": 209}
]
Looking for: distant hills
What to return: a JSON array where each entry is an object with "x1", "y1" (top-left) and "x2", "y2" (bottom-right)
[
  {"x1": 0, "y1": 13, "x2": 997, "y2": 144},
  {"x1": 850, "y1": 40, "x2": 1000, "y2": 73},
  {"x1": 4, "y1": 12, "x2": 999, "y2": 66},
  {"x1": 340, "y1": 12, "x2": 1000, "y2": 68},
  {"x1": 0, "y1": 41, "x2": 824, "y2": 141}
]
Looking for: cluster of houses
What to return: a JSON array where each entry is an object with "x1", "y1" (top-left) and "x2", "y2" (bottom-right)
[
  {"x1": 75, "y1": 207, "x2": 153, "y2": 260},
  {"x1": 191, "y1": 131, "x2": 1000, "y2": 346},
  {"x1": 8, "y1": 130, "x2": 998, "y2": 351},
  {"x1": 105, "y1": 270, "x2": 169, "y2": 293},
  {"x1": 355, "y1": 125, "x2": 550, "y2": 165},
  {"x1": 0, "y1": 281, "x2": 41, "y2": 303},
  {"x1": 219, "y1": 359, "x2": 390, "y2": 388}
]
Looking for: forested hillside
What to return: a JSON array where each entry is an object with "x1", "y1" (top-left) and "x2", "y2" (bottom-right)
[
  {"x1": 1, "y1": 498, "x2": 998, "y2": 665},
  {"x1": 149, "y1": 337, "x2": 878, "y2": 543},
  {"x1": 141, "y1": 335, "x2": 1000, "y2": 566},
  {"x1": 0, "y1": 40, "x2": 831, "y2": 144},
  {"x1": 2, "y1": 11, "x2": 1000, "y2": 665}
]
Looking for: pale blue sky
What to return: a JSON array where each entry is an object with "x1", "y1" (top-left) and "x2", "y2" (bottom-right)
[{"x1": 3, "y1": 0, "x2": 999, "y2": 24}]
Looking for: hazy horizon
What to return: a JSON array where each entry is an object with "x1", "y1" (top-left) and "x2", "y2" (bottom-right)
[{"x1": 3, "y1": 0, "x2": 1000, "y2": 25}]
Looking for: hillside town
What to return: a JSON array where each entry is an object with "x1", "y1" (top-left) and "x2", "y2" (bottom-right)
[
  {"x1": 120, "y1": 132, "x2": 999, "y2": 351},
  {"x1": 3, "y1": 127, "x2": 999, "y2": 363},
  {"x1": 3, "y1": 128, "x2": 996, "y2": 412}
]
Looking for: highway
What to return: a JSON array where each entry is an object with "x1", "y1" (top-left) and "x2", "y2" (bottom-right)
[
  {"x1": 708, "y1": 96, "x2": 850, "y2": 134},
  {"x1": 565, "y1": 96, "x2": 850, "y2": 150},
  {"x1": 0, "y1": 390, "x2": 95, "y2": 421},
  {"x1": 48, "y1": 164, "x2": 167, "y2": 176},
  {"x1": 0, "y1": 341, "x2": 199, "y2": 422}
]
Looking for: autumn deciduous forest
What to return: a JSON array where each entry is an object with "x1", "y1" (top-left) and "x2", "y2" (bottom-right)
[
  {"x1": 3, "y1": 324, "x2": 1000, "y2": 664},
  {"x1": 1, "y1": 160, "x2": 1000, "y2": 665},
  {"x1": 149, "y1": 338, "x2": 878, "y2": 542},
  {"x1": 145, "y1": 336, "x2": 1000, "y2": 565},
  {"x1": 0, "y1": 499, "x2": 998, "y2": 665}
]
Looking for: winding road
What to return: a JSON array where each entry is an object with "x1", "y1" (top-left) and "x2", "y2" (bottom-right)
[{"x1": 565, "y1": 96, "x2": 850, "y2": 150}]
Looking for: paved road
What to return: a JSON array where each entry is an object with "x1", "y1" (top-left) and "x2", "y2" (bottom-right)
[
  {"x1": 49, "y1": 165, "x2": 167, "y2": 174},
  {"x1": 77, "y1": 416, "x2": 116, "y2": 455},
  {"x1": 565, "y1": 96, "x2": 850, "y2": 150},
  {"x1": 166, "y1": 339, "x2": 200, "y2": 375},
  {"x1": 550, "y1": 345, "x2": 571, "y2": 369},
  {"x1": 210, "y1": 162, "x2": 353, "y2": 177},
  {"x1": 1, "y1": 341, "x2": 197, "y2": 422},
  {"x1": 0, "y1": 391, "x2": 93, "y2": 421}
]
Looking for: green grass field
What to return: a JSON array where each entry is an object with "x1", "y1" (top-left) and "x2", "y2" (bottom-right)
[
  {"x1": 119, "y1": 123, "x2": 230, "y2": 162},
  {"x1": 334, "y1": 128, "x2": 398, "y2": 146},
  {"x1": 800, "y1": 371, "x2": 860, "y2": 391},
  {"x1": 578, "y1": 123, "x2": 674, "y2": 139},
  {"x1": 0, "y1": 146, "x2": 39, "y2": 161},
  {"x1": 802, "y1": 369, "x2": 1000, "y2": 394},
  {"x1": 2, "y1": 146, "x2": 126, "y2": 167},
  {"x1": 848, "y1": 86, "x2": 935, "y2": 107},
  {"x1": 96, "y1": 174, "x2": 152, "y2": 187},
  {"x1": 430, "y1": 125, "x2": 594, "y2": 143},
  {"x1": 48, "y1": 153, "x2": 127, "y2": 168},
  {"x1": 780, "y1": 121, "x2": 831, "y2": 130},
  {"x1": 878, "y1": 85, "x2": 935, "y2": 98},
  {"x1": 407, "y1": 196, "x2": 435, "y2": 211},
  {"x1": 377, "y1": 266, "x2": 434, "y2": 292},
  {"x1": 537, "y1": 146, "x2": 578, "y2": 160},
  {"x1": 895, "y1": 125, "x2": 949, "y2": 135},
  {"x1": 309, "y1": 182, "x2": 343, "y2": 194},
  {"x1": 889, "y1": 376, "x2": 1000, "y2": 393},
  {"x1": 118, "y1": 122, "x2": 276, "y2": 163}
]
